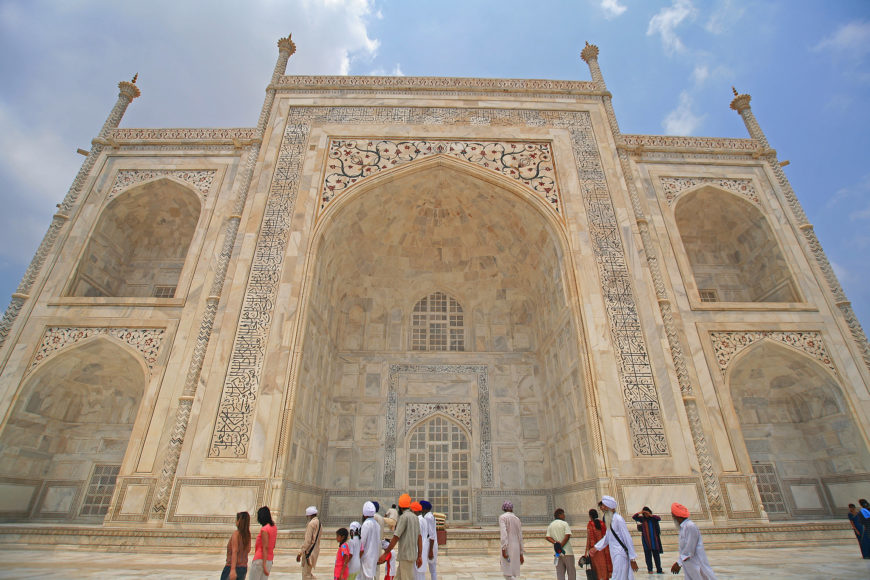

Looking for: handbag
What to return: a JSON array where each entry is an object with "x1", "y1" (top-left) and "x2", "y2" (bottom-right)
[{"x1": 577, "y1": 555, "x2": 598, "y2": 580}]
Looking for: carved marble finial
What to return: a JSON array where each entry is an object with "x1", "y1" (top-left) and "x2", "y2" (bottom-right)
[
  {"x1": 730, "y1": 87, "x2": 751, "y2": 112},
  {"x1": 581, "y1": 41, "x2": 600, "y2": 63},
  {"x1": 118, "y1": 78, "x2": 141, "y2": 100},
  {"x1": 278, "y1": 34, "x2": 297, "y2": 56},
  {"x1": 132, "y1": 73, "x2": 138, "y2": 84}
]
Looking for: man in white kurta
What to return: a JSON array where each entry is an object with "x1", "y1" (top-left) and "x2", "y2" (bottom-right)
[
  {"x1": 590, "y1": 495, "x2": 638, "y2": 580},
  {"x1": 360, "y1": 502, "x2": 383, "y2": 580},
  {"x1": 421, "y1": 501, "x2": 438, "y2": 580},
  {"x1": 413, "y1": 502, "x2": 428, "y2": 580},
  {"x1": 498, "y1": 501, "x2": 524, "y2": 580},
  {"x1": 670, "y1": 503, "x2": 717, "y2": 580}
]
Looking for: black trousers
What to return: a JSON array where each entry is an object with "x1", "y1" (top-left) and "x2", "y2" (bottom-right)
[{"x1": 643, "y1": 546, "x2": 662, "y2": 572}]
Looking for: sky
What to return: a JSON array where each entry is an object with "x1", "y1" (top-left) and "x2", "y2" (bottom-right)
[{"x1": 0, "y1": 0, "x2": 869, "y2": 329}]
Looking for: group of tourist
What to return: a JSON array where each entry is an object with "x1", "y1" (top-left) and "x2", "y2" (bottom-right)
[
  {"x1": 499, "y1": 496, "x2": 716, "y2": 580},
  {"x1": 847, "y1": 498, "x2": 870, "y2": 559},
  {"x1": 220, "y1": 494, "x2": 723, "y2": 580},
  {"x1": 220, "y1": 495, "x2": 439, "y2": 580}
]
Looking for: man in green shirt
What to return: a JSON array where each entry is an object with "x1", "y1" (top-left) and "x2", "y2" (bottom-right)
[
  {"x1": 379, "y1": 493, "x2": 421, "y2": 580},
  {"x1": 546, "y1": 508, "x2": 575, "y2": 580}
]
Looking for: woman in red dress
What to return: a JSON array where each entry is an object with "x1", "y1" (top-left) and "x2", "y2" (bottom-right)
[{"x1": 585, "y1": 508, "x2": 613, "y2": 579}]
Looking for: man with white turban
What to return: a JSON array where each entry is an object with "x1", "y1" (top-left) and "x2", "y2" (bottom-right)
[
  {"x1": 589, "y1": 496, "x2": 638, "y2": 580},
  {"x1": 296, "y1": 506, "x2": 322, "y2": 579},
  {"x1": 670, "y1": 503, "x2": 716, "y2": 579},
  {"x1": 360, "y1": 501, "x2": 382, "y2": 580}
]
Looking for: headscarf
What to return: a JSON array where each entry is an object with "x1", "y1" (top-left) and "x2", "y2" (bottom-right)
[
  {"x1": 398, "y1": 493, "x2": 412, "y2": 508},
  {"x1": 502, "y1": 500, "x2": 514, "y2": 511},
  {"x1": 671, "y1": 502, "x2": 690, "y2": 518},
  {"x1": 420, "y1": 500, "x2": 432, "y2": 511},
  {"x1": 305, "y1": 505, "x2": 318, "y2": 516},
  {"x1": 350, "y1": 521, "x2": 361, "y2": 532},
  {"x1": 601, "y1": 495, "x2": 617, "y2": 510},
  {"x1": 411, "y1": 501, "x2": 422, "y2": 512},
  {"x1": 362, "y1": 501, "x2": 376, "y2": 517}
]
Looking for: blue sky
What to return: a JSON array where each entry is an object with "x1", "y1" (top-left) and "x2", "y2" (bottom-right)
[{"x1": 0, "y1": 0, "x2": 869, "y2": 327}]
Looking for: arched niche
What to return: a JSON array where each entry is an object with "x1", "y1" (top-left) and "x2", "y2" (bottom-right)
[
  {"x1": 69, "y1": 178, "x2": 201, "y2": 298},
  {"x1": 675, "y1": 187, "x2": 798, "y2": 303},
  {"x1": 286, "y1": 158, "x2": 591, "y2": 524},
  {"x1": 729, "y1": 341, "x2": 870, "y2": 515},
  {"x1": 0, "y1": 337, "x2": 147, "y2": 520}
]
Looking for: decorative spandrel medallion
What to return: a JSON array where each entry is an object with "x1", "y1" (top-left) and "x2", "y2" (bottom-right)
[{"x1": 321, "y1": 139, "x2": 559, "y2": 216}]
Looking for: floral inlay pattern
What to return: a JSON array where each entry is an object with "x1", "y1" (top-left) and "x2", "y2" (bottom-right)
[
  {"x1": 322, "y1": 140, "x2": 558, "y2": 214},
  {"x1": 710, "y1": 331, "x2": 836, "y2": 375},
  {"x1": 109, "y1": 170, "x2": 216, "y2": 200},
  {"x1": 660, "y1": 177, "x2": 757, "y2": 206},
  {"x1": 30, "y1": 327, "x2": 165, "y2": 372},
  {"x1": 405, "y1": 402, "x2": 472, "y2": 434}
]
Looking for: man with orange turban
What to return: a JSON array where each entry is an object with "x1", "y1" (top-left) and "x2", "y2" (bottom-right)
[
  {"x1": 670, "y1": 503, "x2": 716, "y2": 579},
  {"x1": 380, "y1": 493, "x2": 421, "y2": 580}
]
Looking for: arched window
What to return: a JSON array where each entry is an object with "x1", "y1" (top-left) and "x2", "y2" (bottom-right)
[
  {"x1": 407, "y1": 415, "x2": 470, "y2": 522},
  {"x1": 411, "y1": 292, "x2": 464, "y2": 351}
]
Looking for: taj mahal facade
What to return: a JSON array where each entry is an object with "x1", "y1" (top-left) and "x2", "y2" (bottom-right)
[{"x1": 0, "y1": 36, "x2": 868, "y2": 542}]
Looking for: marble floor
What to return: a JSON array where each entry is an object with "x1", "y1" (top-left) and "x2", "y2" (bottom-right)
[{"x1": 0, "y1": 544, "x2": 867, "y2": 579}]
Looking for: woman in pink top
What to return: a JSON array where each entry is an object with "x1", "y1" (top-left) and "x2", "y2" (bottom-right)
[{"x1": 250, "y1": 506, "x2": 277, "y2": 579}]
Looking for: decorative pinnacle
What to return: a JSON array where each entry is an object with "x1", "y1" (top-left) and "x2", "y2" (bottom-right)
[
  {"x1": 581, "y1": 41, "x2": 600, "y2": 63},
  {"x1": 729, "y1": 86, "x2": 751, "y2": 112},
  {"x1": 118, "y1": 77, "x2": 141, "y2": 100},
  {"x1": 278, "y1": 34, "x2": 297, "y2": 56}
]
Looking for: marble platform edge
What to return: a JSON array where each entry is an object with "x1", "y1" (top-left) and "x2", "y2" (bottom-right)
[{"x1": 0, "y1": 521, "x2": 854, "y2": 555}]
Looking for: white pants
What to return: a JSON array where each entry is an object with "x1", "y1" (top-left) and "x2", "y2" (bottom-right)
[
  {"x1": 427, "y1": 554, "x2": 437, "y2": 580},
  {"x1": 612, "y1": 554, "x2": 635, "y2": 580},
  {"x1": 248, "y1": 560, "x2": 272, "y2": 580}
]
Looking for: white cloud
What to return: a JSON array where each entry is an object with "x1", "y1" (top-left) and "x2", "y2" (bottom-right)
[
  {"x1": 828, "y1": 173, "x2": 870, "y2": 209},
  {"x1": 814, "y1": 20, "x2": 870, "y2": 58},
  {"x1": 647, "y1": 0, "x2": 695, "y2": 54},
  {"x1": 368, "y1": 63, "x2": 404, "y2": 76},
  {"x1": 705, "y1": 0, "x2": 744, "y2": 34},
  {"x1": 692, "y1": 65, "x2": 709, "y2": 85},
  {"x1": 662, "y1": 91, "x2": 704, "y2": 135},
  {"x1": 600, "y1": 0, "x2": 627, "y2": 19}
]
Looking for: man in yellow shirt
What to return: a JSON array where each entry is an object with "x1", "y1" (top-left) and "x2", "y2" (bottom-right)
[{"x1": 546, "y1": 508, "x2": 575, "y2": 580}]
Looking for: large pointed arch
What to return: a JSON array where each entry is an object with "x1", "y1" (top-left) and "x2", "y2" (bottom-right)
[
  {"x1": 727, "y1": 339, "x2": 870, "y2": 517},
  {"x1": 279, "y1": 154, "x2": 597, "y2": 525},
  {"x1": 674, "y1": 185, "x2": 799, "y2": 303},
  {"x1": 68, "y1": 177, "x2": 201, "y2": 298},
  {"x1": 0, "y1": 336, "x2": 148, "y2": 521}
]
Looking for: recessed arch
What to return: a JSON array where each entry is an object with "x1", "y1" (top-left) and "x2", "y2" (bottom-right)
[
  {"x1": 68, "y1": 177, "x2": 201, "y2": 298},
  {"x1": 674, "y1": 185, "x2": 798, "y2": 303},
  {"x1": 0, "y1": 336, "x2": 148, "y2": 520},
  {"x1": 728, "y1": 339, "x2": 870, "y2": 517},
  {"x1": 283, "y1": 156, "x2": 593, "y2": 524}
]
